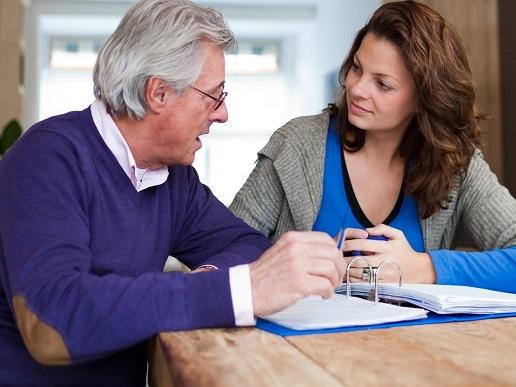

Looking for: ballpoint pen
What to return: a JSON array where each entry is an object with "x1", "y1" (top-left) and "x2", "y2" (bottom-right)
[{"x1": 336, "y1": 227, "x2": 346, "y2": 251}]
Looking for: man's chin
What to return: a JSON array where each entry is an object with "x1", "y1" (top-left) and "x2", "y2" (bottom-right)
[
  {"x1": 162, "y1": 155, "x2": 195, "y2": 167},
  {"x1": 182, "y1": 153, "x2": 197, "y2": 167}
]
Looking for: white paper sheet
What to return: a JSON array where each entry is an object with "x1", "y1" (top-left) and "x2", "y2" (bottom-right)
[
  {"x1": 262, "y1": 294, "x2": 427, "y2": 330},
  {"x1": 346, "y1": 283, "x2": 516, "y2": 314}
]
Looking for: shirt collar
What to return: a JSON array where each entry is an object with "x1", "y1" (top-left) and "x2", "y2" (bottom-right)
[{"x1": 90, "y1": 99, "x2": 168, "y2": 191}]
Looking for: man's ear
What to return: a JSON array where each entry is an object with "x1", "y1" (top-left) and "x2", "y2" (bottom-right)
[{"x1": 145, "y1": 77, "x2": 173, "y2": 114}]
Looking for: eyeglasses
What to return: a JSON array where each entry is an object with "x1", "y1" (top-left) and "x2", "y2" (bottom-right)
[{"x1": 191, "y1": 85, "x2": 228, "y2": 111}]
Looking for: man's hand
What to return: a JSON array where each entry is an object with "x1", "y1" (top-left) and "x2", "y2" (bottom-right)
[{"x1": 250, "y1": 231, "x2": 345, "y2": 317}]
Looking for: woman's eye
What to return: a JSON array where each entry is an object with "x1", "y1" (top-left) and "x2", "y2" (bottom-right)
[
  {"x1": 377, "y1": 80, "x2": 393, "y2": 91},
  {"x1": 351, "y1": 62, "x2": 360, "y2": 72}
]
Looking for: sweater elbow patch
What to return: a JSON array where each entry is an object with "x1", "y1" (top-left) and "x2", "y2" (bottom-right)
[{"x1": 13, "y1": 295, "x2": 71, "y2": 366}]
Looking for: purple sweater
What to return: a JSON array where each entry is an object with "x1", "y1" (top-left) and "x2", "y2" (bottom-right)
[{"x1": 0, "y1": 108, "x2": 270, "y2": 386}]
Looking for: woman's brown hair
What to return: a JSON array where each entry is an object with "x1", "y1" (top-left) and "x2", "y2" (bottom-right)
[{"x1": 330, "y1": 0, "x2": 482, "y2": 218}]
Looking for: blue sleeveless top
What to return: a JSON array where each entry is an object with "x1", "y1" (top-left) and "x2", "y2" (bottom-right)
[{"x1": 312, "y1": 116, "x2": 424, "y2": 252}]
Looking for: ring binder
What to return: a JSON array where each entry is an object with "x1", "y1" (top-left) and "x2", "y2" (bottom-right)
[
  {"x1": 262, "y1": 254, "x2": 427, "y2": 330},
  {"x1": 345, "y1": 256, "x2": 373, "y2": 299},
  {"x1": 345, "y1": 257, "x2": 403, "y2": 304},
  {"x1": 262, "y1": 254, "x2": 516, "y2": 332},
  {"x1": 374, "y1": 260, "x2": 403, "y2": 302}
]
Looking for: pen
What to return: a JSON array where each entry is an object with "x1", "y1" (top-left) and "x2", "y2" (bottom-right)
[
  {"x1": 336, "y1": 227, "x2": 346, "y2": 251},
  {"x1": 334, "y1": 227, "x2": 347, "y2": 294}
]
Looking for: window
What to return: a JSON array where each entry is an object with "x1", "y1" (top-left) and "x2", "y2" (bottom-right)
[
  {"x1": 227, "y1": 39, "x2": 280, "y2": 74},
  {"x1": 39, "y1": 36, "x2": 106, "y2": 120},
  {"x1": 49, "y1": 37, "x2": 102, "y2": 70}
]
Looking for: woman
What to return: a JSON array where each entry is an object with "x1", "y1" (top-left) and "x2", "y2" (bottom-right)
[{"x1": 230, "y1": 1, "x2": 516, "y2": 292}]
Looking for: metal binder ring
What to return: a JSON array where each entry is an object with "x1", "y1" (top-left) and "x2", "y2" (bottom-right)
[
  {"x1": 372, "y1": 260, "x2": 403, "y2": 304},
  {"x1": 345, "y1": 257, "x2": 373, "y2": 299}
]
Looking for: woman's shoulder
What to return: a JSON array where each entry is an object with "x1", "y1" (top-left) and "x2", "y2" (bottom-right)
[
  {"x1": 464, "y1": 148, "x2": 494, "y2": 181},
  {"x1": 275, "y1": 111, "x2": 330, "y2": 138},
  {"x1": 454, "y1": 147, "x2": 505, "y2": 200}
]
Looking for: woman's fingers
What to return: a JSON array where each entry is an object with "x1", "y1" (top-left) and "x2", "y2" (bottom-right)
[
  {"x1": 343, "y1": 238, "x2": 390, "y2": 254},
  {"x1": 366, "y1": 224, "x2": 404, "y2": 240},
  {"x1": 344, "y1": 228, "x2": 369, "y2": 240}
]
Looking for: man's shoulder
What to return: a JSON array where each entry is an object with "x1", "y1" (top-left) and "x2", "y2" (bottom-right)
[
  {"x1": 7, "y1": 109, "x2": 94, "y2": 160},
  {"x1": 0, "y1": 108, "x2": 99, "y2": 175},
  {"x1": 27, "y1": 109, "x2": 91, "y2": 141}
]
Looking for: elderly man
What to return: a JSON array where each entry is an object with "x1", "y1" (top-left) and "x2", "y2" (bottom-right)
[{"x1": 0, "y1": 0, "x2": 344, "y2": 385}]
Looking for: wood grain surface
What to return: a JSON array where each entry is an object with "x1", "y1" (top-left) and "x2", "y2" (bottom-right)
[
  {"x1": 288, "y1": 318, "x2": 516, "y2": 386},
  {"x1": 151, "y1": 327, "x2": 342, "y2": 387},
  {"x1": 150, "y1": 317, "x2": 516, "y2": 387}
]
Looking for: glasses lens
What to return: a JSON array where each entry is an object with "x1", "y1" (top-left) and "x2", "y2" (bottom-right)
[{"x1": 214, "y1": 91, "x2": 228, "y2": 111}]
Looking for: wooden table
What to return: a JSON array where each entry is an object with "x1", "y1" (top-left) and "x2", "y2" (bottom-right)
[{"x1": 148, "y1": 317, "x2": 516, "y2": 386}]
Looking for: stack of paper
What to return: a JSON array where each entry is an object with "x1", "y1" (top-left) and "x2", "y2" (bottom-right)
[
  {"x1": 262, "y1": 294, "x2": 427, "y2": 331},
  {"x1": 347, "y1": 283, "x2": 516, "y2": 314}
]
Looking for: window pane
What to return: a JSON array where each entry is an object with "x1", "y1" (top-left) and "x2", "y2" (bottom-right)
[
  {"x1": 226, "y1": 39, "x2": 280, "y2": 74},
  {"x1": 49, "y1": 37, "x2": 104, "y2": 70}
]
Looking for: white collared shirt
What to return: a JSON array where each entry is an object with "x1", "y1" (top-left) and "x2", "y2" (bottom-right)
[
  {"x1": 90, "y1": 100, "x2": 255, "y2": 326},
  {"x1": 90, "y1": 99, "x2": 169, "y2": 191}
]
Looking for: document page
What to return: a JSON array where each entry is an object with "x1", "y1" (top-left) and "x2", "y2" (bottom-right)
[
  {"x1": 262, "y1": 294, "x2": 427, "y2": 331},
  {"x1": 349, "y1": 283, "x2": 516, "y2": 314}
]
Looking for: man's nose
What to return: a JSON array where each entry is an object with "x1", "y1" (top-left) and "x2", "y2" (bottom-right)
[{"x1": 211, "y1": 102, "x2": 228, "y2": 123}]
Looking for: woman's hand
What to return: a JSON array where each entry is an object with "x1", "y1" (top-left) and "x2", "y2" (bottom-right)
[{"x1": 342, "y1": 224, "x2": 436, "y2": 283}]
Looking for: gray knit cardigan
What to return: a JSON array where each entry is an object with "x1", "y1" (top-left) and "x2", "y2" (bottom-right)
[{"x1": 230, "y1": 111, "x2": 516, "y2": 252}]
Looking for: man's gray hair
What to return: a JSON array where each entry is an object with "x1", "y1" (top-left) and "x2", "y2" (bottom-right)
[{"x1": 93, "y1": 0, "x2": 235, "y2": 119}]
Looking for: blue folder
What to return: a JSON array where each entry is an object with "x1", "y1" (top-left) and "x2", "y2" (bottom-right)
[{"x1": 257, "y1": 311, "x2": 516, "y2": 337}]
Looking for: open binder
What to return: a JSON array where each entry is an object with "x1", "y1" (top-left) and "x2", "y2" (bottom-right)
[
  {"x1": 261, "y1": 256, "x2": 516, "y2": 332},
  {"x1": 262, "y1": 257, "x2": 428, "y2": 331}
]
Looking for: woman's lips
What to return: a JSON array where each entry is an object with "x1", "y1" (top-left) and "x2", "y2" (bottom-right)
[{"x1": 349, "y1": 101, "x2": 371, "y2": 115}]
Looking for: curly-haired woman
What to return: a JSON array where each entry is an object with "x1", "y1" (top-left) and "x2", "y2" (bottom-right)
[{"x1": 230, "y1": 0, "x2": 516, "y2": 292}]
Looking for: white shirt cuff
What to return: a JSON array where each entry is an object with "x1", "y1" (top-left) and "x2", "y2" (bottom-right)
[{"x1": 229, "y1": 264, "x2": 256, "y2": 326}]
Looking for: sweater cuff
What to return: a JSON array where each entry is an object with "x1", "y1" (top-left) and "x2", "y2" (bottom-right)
[
  {"x1": 182, "y1": 268, "x2": 235, "y2": 329},
  {"x1": 429, "y1": 250, "x2": 455, "y2": 284}
]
